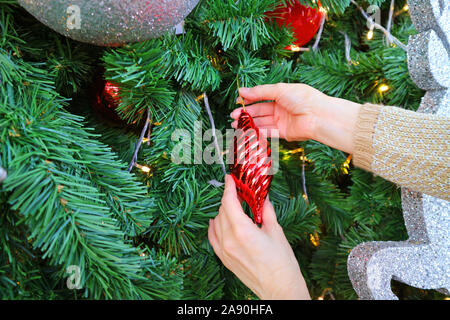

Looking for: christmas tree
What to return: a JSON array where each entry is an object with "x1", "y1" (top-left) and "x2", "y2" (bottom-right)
[{"x1": 0, "y1": 0, "x2": 446, "y2": 299}]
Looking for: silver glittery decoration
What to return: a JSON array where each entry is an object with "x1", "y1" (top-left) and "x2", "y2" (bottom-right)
[
  {"x1": 18, "y1": 0, "x2": 200, "y2": 46},
  {"x1": 347, "y1": 0, "x2": 450, "y2": 299}
]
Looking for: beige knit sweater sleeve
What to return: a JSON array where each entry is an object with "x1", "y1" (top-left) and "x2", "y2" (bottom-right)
[{"x1": 353, "y1": 103, "x2": 449, "y2": 201}]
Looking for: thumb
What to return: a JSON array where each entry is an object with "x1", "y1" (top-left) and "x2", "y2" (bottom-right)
[
  {"x1": 223, "y1": 175, "x2": 243, "y2": 210},
  {"x1": 224, "y1": 174, "x2": 238, "y2": 199},
  {"x1": 223, "y1": 175, "x2": 254, "y2": 226},
  {"x1": 261, "y1": 196, "x2": 279, "y2": 230}
]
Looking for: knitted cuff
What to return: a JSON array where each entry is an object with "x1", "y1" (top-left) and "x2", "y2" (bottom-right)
[{"x1": 353, "y1": 103, "x2": 383, "y2": 171}]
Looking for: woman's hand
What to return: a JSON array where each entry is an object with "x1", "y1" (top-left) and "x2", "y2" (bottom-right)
[
  {"x1": 208, "y1": 175, "x2": 310, "y2": 300},
  {"x1": 231, "y1": 83, "x2": 361, "y2": 154}
]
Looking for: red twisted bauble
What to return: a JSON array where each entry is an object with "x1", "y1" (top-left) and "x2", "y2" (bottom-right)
[
  {"x1": 230, "y1": 111, "x2": 273, "y2": 225},
  {"x1": 266, "y1": 1, "x2": 324, "y2": 48}
]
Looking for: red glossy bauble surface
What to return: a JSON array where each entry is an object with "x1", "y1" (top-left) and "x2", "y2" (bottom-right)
[
  {"x1": 91, "y1": 79, "x2": 126, "y2": 124},
  {"x1": 230, "y1": 111, "x2": 273, "y2": 225},
  {"x1": 267, "y1": 1, "x2": 324, "y2": 48}
]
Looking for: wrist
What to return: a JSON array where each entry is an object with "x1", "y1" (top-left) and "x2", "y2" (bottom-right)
[
  {"x1": 313, "y1": 95, "x2": 361, "y2": 154},
  {"x1": 258, "y1": 265, "x2": 311, "y2": 300},
  {"x1": 260, "y1": 278, "x2": 310, "y2": 300}
]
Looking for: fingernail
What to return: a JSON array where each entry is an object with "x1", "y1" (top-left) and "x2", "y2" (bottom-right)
[
  {"x1": 238, "y1": 87, "x2": 250, "y2": 95},
  {"x1": 231, "y1": 109, "x2": 241, "y2": 119}
]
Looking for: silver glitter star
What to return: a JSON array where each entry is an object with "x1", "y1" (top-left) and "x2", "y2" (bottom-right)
[{"x1": 347, "y1": 0, "x2": 450, "y2": 300}]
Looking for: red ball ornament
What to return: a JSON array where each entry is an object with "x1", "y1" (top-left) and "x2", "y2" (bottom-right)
[
  {"x1": 91, "y1": 79, "x2": 127, "y2": 124},
  {"x1": 102, "y1": 81, "x2": 121, "y2": 106},
  {"x1": 266, "y1": 1, "x2": 324, "y2": 49},
  {"x1": 230, "y1": 111, "x2": 273, "y2": 225},
  {"x1": 93, "y1": 78, "x2": 148, "y2": 126}
]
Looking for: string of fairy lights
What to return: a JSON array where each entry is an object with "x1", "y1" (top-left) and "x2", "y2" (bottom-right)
[
  {"x1": 0, "y1": 3, "x2": 411, "y2": 190},
  {"x1": 357, "y1": 1, "x2": 410, "y2": 95},
  {"x1": 130, "y1": 1, "x2": 411, "y2": 194},
  {"x1": 0, "y1": 1, "x2": 412, "y2": 263},
  {"x1": 0, "y1": 2, "x2": 422, "y2": 300},
  {"x1": 276, "y1": 1, "x2": 411, "y2": 265},
  {"x1": 290, "y1": 1, "x2": 409, "y2": 95},
  {"x1": 0, "y1": 166, "x2": 6, "y2": 183}
]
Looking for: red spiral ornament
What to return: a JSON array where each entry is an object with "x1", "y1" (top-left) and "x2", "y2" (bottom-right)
[{"x1": 230, "y1": 111, "x2": 273, "y2": 225}]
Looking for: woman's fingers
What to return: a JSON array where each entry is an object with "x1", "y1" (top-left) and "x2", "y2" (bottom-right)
[
  {"x1": 215, "y1": 205, "x2": 230, "y2": 244},
  {"x1": 231, "y1": 121, "x2": 279, "y2": 138},
  {"x1": 208, "y1": 219, "x2": 219, "y2": 250},
  {"x1": 232, "y1": 116, "x2": 275, "y2": 128},
  {"x1": 236, "y1": 96, "x2": 253, "y2": 106},
  {"x1": 208, "y1": 219, "x2": 224, "y2": 259},
  {"x1": 253, "y1": 116, "x2": 275, "y2": 128},
  {"x1": 260, "y1": 197, "x2": 279, "y2": 232},
  {"x1": 221, "y1": 175, "x2": 254, "y2": 228},
  {"x1": 231, "y1": 102, "x2": 276, "y2": 119},
  {"x1": 239, "y1": 85, "x2": 282, "y2": 103}
]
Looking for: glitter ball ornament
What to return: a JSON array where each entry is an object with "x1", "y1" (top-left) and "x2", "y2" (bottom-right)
[
  {"x1": 266, "y1": 1, "x2": 324, "y2": 49},
  {"x1": 230, "y1": 111, "x2": 273, "y2": 225},
  {"x1": 18, "y1": 0, "x2": 200, "y2": 46}
]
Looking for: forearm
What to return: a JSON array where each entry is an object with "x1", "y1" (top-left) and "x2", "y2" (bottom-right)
[
  {"x1": 352, "y1": 103, "x2": 449, "y2": 200},
  {"x1": 314, "y1": 95, "x2": 362, "y2": 155},
  {"x1": 259, "y1": 269, "x2": 311, "y2": 300},
  {"x1": 313, "y1": 97, "x2": 449, "y2": 200}
]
